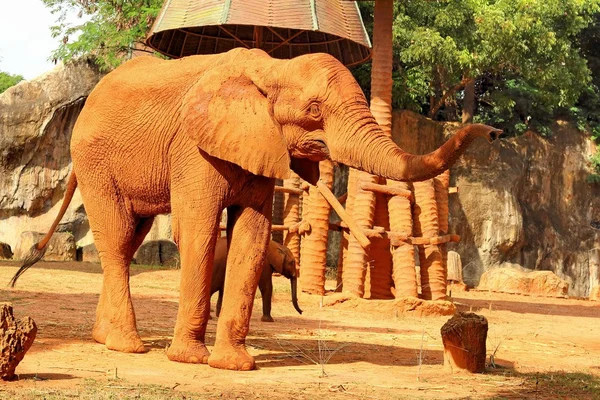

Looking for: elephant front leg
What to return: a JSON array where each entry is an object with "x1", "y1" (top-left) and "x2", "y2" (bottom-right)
[
  {"x1": 208, "y1": 202, "x2": 272, "y2": 371},
  {"x1": 167, "y1": 214, "x2": 219, "y2": 364}
]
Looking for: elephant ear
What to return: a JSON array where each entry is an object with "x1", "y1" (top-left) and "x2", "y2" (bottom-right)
[
  {"x1": 267, "y1": 241, "x2": 286, "y2": 274},
  {"x1": 181, "y1": 68, "x2": 291, "y2": 180}
]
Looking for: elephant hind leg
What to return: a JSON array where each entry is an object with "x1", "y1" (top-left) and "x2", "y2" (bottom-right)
[{"x1": 85, "y1": 196, "x2": 146, "y2": 353}]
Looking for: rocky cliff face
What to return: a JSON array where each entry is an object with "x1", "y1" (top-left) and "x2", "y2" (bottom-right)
[
  {"x1": 392, "y1": 111, "x2": 600, "y2": 297},
  {"x1": 0, "y1": 61, "x2": 104, "y2": 251}
]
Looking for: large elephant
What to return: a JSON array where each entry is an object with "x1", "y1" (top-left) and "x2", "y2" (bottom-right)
[
  {"x1": 212, "y1": 238, "x2": 302, "y2": 322},
  {"x1": 10, "y1": 48, "x2": 500, "y2": 371}
]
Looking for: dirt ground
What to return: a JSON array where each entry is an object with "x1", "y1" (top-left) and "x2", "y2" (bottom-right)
[{"x1": 0, "y1": 260, "x2": 599, "y2": 399}]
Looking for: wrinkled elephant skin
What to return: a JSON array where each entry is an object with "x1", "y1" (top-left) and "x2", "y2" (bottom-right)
[{"x1": 10, "y1": 48, "x2": 499, "y2": 371}]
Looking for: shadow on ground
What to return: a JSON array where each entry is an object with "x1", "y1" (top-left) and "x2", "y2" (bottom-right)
[{"x1": 453, "y1": 294, "x2": 600, "y2": 319}]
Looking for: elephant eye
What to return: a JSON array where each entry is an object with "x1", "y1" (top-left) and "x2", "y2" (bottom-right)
[{"x1": 309, "y1": 103, "x2": 321, "y2": 119}]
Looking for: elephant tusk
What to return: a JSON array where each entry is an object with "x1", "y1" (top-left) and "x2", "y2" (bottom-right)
[{"x1": 315, "y1": 181, "x2": 371, "y2": 250}]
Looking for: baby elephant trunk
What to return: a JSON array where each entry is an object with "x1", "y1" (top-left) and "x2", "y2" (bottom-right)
[{"x1": 291, "y1": 276, "x2": 302, "y2": 314}]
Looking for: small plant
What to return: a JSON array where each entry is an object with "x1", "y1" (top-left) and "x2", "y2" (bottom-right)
[{"x1": 486, "y1": 327, "x2": 514, "y2": 369}]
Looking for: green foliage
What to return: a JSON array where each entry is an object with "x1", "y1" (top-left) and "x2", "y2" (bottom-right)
[
  {"x1": 355, "y1": 0, "x2": 600, "y2": 135},
  {"x1": 43, "y1": 0, "x2": 163, "y2": 71},
  {"x1": 0, "y1": 71, "x2": 24, "y2": 93}
]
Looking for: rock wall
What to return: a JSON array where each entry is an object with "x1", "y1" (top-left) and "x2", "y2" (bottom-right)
[
  {"x1": 0, "y1": 61, "x2": 104, "y2": 251},
  {"x1": 392, "y1": 111, "x2": 600, "y2": 297}
]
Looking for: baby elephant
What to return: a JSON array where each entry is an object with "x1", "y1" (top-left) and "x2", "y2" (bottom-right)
[{"x1": 212, "y1": 237, "x2": 302, "y2": 322}]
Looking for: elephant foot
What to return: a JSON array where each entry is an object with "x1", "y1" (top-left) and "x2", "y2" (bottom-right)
[
  {"x1": 105, "y1": 329, "x2": 146, "y2": 353},
  {"x1": 208, "y1": 345, "x2": 255, "y2": 371},
  {"x1": 261, "y1": 315, "x2": 274, "y2": 322},
  {"x1": 92, "y1": 321, "x2": 109, "y2": 344},
  {"x1": 167, "y1": 340, "x2": 210, "y2": 364}
]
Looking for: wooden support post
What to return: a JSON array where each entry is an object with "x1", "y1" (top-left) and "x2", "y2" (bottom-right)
[
  {"x1": 413, "y1": 179, "x2": 445, "y2": 300},
  {"x1": 388, "y1": 181, "x2": 417, "y2": 298},
  {"x1": 299, "y1": 160, "x2": 334, "y2": 295},
  {"x1": 441, "y1": 312, "x2": 488, "y2": 373},
  {"x1": 338, "y1": 169, "x2": 359, "y2": 292},
  {"x1": 342, "y1": 173, "x2": 378, "y2": 298},
  {"x1": 282, "y1": 174, "x2": 302, "y2": 267},
  {"x1": 434, "y1": 170, "x2": 451, "y2": 298},
  {"x1": 272, "y1": 179, "x2": 285, "y2": 244}
]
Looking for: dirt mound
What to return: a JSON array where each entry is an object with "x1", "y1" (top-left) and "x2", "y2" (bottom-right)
[
  {"x1": 477, "y1": 267, "x2": 569, "y2": 298},
  {"x1": 322, "y1": 293, "x2": 456, "y2": 317}
]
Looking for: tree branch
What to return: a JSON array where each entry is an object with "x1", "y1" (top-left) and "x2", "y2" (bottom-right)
[{"x1": 428, "y1": 77, "x2": 470, "y2": 119}]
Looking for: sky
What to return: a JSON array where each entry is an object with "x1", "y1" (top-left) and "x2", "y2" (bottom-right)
[{"x1": 0, "y1": 0, "x2": 78, "y2": 79}]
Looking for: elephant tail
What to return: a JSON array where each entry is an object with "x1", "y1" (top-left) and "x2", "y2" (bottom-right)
[{"x1": 9, "y1": 173, "x2": 78, "y2": 287}]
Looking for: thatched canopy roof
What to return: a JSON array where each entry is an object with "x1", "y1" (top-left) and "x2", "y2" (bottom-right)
[{"x1": 146, "y1": 0, "x2": 371, "y2": 67}]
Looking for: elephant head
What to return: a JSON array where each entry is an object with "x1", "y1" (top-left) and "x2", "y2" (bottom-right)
[
  {"x1": 267, "y1": 241, "x2": 302, "y2": 315},
  {"x1": 181, "y1": 48, "x2": 501, "y2": 185}
]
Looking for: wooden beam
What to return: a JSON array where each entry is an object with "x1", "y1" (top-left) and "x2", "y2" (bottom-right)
[
  {"x1": 316, "y1": 181, "x2": 371, "y2": 250},
  {"x1": 360, "y1": 182, "x2": 412, "y2": 199},
  {"x1": 274, "y1": 185, "x2": 303, "y2": 196}
]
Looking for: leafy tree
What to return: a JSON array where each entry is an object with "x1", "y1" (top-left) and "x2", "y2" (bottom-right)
[
  {"x1": 0, "y1": 71, "x2": 24, "y2": 93},
  {"x1": 43, "y1": 0, "x2": 163, "y2": 71},
  {"x1": 355, "y1": 0, "x2": 600, "y2": 135}
]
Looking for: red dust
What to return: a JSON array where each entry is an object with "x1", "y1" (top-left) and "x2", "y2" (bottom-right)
[{"x1": 1, "y1": 260, "x2": 599, "y2": 399}]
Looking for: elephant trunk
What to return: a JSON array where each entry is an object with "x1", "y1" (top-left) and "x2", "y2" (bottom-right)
[
  {"x1": 329, "y1": 120, "x2": 501, "y2": 182},
  {"x1": 290, "y1": 276, "x2": 302, "y2": 314}
]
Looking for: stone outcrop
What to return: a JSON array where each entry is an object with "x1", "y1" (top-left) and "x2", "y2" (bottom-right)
[
  {"x1": 392, "y1": 111, "x2": 600, "y2": 297},
  {"x1": 133, "y1": 240, "x2": 179, "y2": 267},
  {"x1": 14, "y1": 231, "x2": 76, "y2": 262},
  {"x1": 0, "y1": 61, "x2": 103, "y2": 252},
  {"x1": 477, "y1": 267, "x2": 569, "y2": 298},
  {"x1": 0, "y1": 243, "x2": 12, "y2": 260},
  {"x1": 0, "y1": 303, "x2": 37, "y2": 380},
  {"x1": 80, "y1": 243, "x2": 100, "y2": 263}
]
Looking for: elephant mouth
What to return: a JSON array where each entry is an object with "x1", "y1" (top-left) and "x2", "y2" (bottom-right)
[{"x1": 305, "y1": 139, "x2": 331, "y2": 161}]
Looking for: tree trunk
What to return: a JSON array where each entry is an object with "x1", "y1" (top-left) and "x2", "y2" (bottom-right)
[
  {"x1": 342, "y1": 0, "x2": 395, "y2": 298},
  {"x1": 364, "y1": 0, "x2": 396, "y2": 296},
  {"x1": 299, "y1": 160, "x2": 333, "y2": 295},
  {"x1": 441, "y1": 312, "x2": 488, "y2": 373},
  {"x1": 1, "y1": 303, "x2": 37, "y2": 380},
  {"x1": 462, "y1": 78, "x2": 475, "y2": 124}
]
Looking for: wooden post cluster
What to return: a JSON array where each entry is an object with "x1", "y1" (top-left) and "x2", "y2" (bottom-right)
[
  {"x1": 227, "y1": 169, "x2": 460, "y2": 300},
  {"x1": 335, "y1": 170, "x2": 460, "y2": 300}
]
